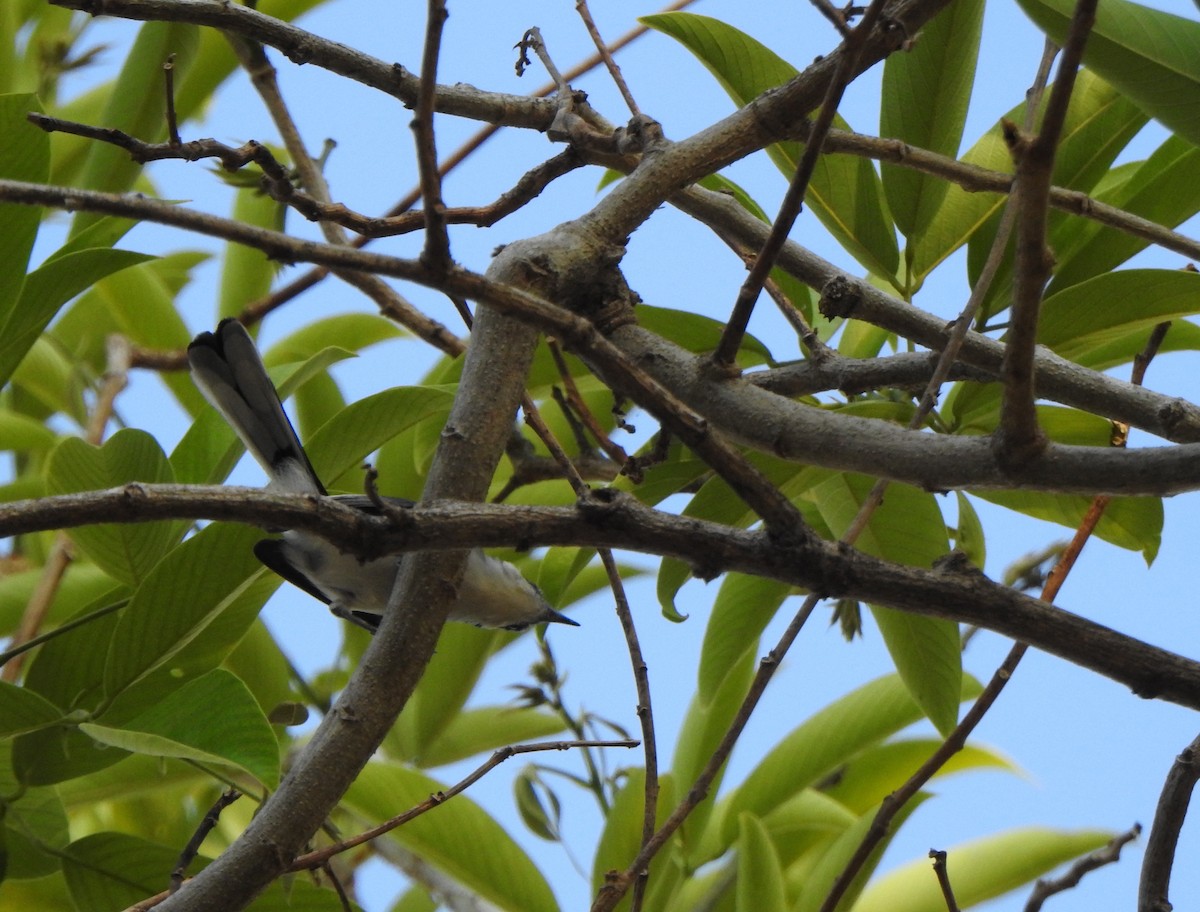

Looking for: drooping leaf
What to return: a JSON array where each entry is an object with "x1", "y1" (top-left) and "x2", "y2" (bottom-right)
[
  {"x1": 416, "y1": 707, "x2": 567, "y2": 769},
  {"x1": 79, "y1": 669, "x2": 279, "y2": 788},
  {"x1": 808, "y1": 473, "x2": 961, "y2": 734},
  {"x1": 881, "y1": 0, "x2": 984, "y2": 250}
]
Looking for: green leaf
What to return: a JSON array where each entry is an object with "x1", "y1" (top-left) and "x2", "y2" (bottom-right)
[
  {"x1": 61, "y1": 831, "x2": 183, "y2": 910},
  {"x1": 0, "y1": 681, "x2": 61, "y2": 738},
  {"x1": 1048, "y1": 136, "x2": 1200, "y2": 294},
  {"x1": 416, "y1": 707, "x2": 566, "y2": 769},
  {"x1": 0, "y1": 247, "x2": 153, "y2": 389},
  {"x1": 706, "y1": 674, "x2": 981, "y2": 861},
  {"x1": 953, "y1": 492, "x2": 986, "y2": 568},
  {"x1": 917, "y1": 70, "x2": 1144, "y2": 289},
  {"x1": 736, "y1": 814, "x2": 788, "y2": 912},
  {"x1": 698, "y1": 574, "x2": 792, "y2": 703},
  {"x1": 70, "y1": 22, "x2": 199, "y2": 235},
  {"x1": 638, "y1": 306, "x2": 775, "y2": 368},
  {"x1": 1017, "y1": 0, "x2": 1200, "y2": 146},
  {"x1": 307, "y1": 386, "x2": 456, "y2": 492},
  {"x1": 965, "y1": 70, "x2": 1147, "y2": 317},
  {"x1": 975, "y1": 488, "x2": 1162, "y2": 564},
  {"x1": 0, "y1": 408, "x2": 58, "y2": 453},
  {"x1": 46, "y1": 429, "x2": 183, "y2": 586},
  {"x1": 102, "y1": 523, "x2": 272, "y2": 706},
  {"x1": 759, "y1": 789, "x2": 858, "y2": 866},
  {"x1": 881, "y1": 0, "x2": 984, "y2": 245},
  {"x1": 218, "y1": 184, "x2": 285, "y2": 317},
  {"x1": 263, "y1": 313, "x2": 406, "y2": 366},
  {"x1": 344, "y1": 761, "x2": 558, "y2": 912},
  {"x1": 592, "y1": 768, "x2": 677, "y2": 911},
  {"x1": 853, "y1": 827, "x2": 1115, "y2": 912},
  {"x1": 808, "y1": 473, "x2": 961, "y2": 734},
  {"x1": 641, "y1": 12, "x2": 899, "y2": 282},
  {"x1": 387, "y1": 625, "x2": 499, "y2": 764},
  {"x1": 0, "y1": 742, "x2": 70, "y2": 880},
  {"x1": 79, "y1": 669, "x2": 279, "y2": 788},
  {"x1": 794, "y1": 797, "x2": 925, "y2": 912},
  {"x1": 64, "y1": 253, "x2": 204, "y2": 410},
  {"x1": 0, "y1": 93, "x2": 48, "y2": 323},
  {"x1": 1038, "y1": 269, "x2": 1200, "y2": 369},
  {"x1": 820, "y1": 739, "x2": 1016, "y2": 814},
  {"x1": 673, "y1": 649, "x2": 757, "y2": 857}
]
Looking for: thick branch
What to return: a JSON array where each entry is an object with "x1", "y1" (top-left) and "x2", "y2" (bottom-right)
[
  {"x1": 6, "y1": 485, "x2": 1200, "y2": 711},
  {"x1": 674, "y1": 186, "x2": 1200, "y2": 443},
  {"x1": 5, "y1": 179, "x2": 1200, "y2": 493}
]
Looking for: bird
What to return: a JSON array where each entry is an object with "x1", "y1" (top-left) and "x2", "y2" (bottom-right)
[{"x1": 187, "y1": 318, "x2": 578, "y2": 634}]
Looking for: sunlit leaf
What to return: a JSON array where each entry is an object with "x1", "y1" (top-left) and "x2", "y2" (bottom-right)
[
  {"x1": 852, "y1": 827, "x2": 1115, "y2": 912},
  {"x1": 736, "y1": 813, "x2": 788, "y2": 912}
]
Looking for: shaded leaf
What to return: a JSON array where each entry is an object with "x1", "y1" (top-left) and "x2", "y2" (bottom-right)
[
  {"x1": 1016, "y1": 0, "x2": 1200, "y2": 146},
  {"x1": 79, "y1": 669, "x2": 279, "y2": 788},
  {"x1": 881, "y1": 0, "x2": 984, "y2": 248}
]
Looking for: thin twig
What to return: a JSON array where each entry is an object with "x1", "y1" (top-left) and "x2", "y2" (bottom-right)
[
  {"x1": 169, "y1": 790, "x2": 242, "y2": 894},
  {"x1": 930, "y1": 850, "x2": 961, "y2": 912},
  {"x1": 290, "y1": 739, "x2": 637, "y2": 871},
  {"x1": 712, "y1": 0, "x2": 890, "y2": 368},
  {"x1": 415, "y1": 0, "x2": 451, "y2": 270},
  {"x1": 1025, "y1": 824, "x2": 1140, "y2": 912},
  {"x1": 997, "y1": 2, "x2": 1097, "y2": 465},
  {"x1": 575, "y1": 0, "x2": 640, "y2": 116}
]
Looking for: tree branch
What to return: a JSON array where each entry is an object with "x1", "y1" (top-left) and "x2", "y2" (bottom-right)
[{"x1": 7, "y1": 485, "x2": 1200, "y2": 711}]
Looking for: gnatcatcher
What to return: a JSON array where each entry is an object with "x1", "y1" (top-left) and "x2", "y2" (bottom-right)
[{"x1": 188, "y1": 319, "x2": 578, "y2": 633}]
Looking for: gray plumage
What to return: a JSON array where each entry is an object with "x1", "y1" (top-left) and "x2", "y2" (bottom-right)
[{"x1": 188, "y1": 319, "x2": 578, "y2": 633}]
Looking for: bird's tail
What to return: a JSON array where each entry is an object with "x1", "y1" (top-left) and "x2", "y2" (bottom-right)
[{"x1": 188, "y1": 319, "x2": 325, "y2": 495}]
